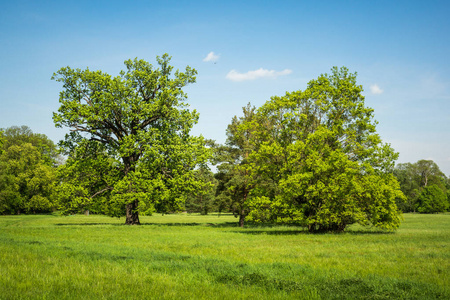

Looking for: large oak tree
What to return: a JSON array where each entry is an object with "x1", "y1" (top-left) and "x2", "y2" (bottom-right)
[{"x1": 52, "y1": 55, "x2": 210, "y2": 224}]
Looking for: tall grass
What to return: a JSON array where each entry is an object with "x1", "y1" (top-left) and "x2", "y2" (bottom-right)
[{"x1": 0, "y1": 213, "x2": 448, "y2": 299}]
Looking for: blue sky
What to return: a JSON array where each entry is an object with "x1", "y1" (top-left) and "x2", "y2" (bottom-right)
[{"x1": 1, "y1": 0, "x2": 449, "y2": 175}]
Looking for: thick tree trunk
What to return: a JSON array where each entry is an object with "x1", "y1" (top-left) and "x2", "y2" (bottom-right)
[
  {"x1": 122, "y1": 156, "x2": 141, "y2": 225},
  {"x1": 125, "y1": 200, "x2": 140, "y2": 225}
]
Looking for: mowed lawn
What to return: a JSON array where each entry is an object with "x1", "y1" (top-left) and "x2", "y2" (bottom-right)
[{"x1": 0, "y1": 213, "x2": 448, "y2": 299}]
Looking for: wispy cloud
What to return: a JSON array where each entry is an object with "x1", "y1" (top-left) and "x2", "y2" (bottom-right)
[
  {"x1": 370, "y1": 84, "x2": 383, "y2": 95},
  {"x1": 203, "y1": 52, "x2": 219, "y2": 62},
  {"x1": 226, "y1": 68, "x2": 292, "y2": 82}
]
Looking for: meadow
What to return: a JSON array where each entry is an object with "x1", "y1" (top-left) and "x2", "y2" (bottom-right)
[{"x1": 0, "y1": 213, "x2": 448, "y2": 299}]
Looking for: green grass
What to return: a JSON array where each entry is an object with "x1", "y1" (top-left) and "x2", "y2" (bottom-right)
[{"x1": 0, "y1": 213, "x2": 449, "y2": 299}]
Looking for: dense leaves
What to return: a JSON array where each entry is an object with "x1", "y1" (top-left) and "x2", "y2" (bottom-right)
[
  {"x1": 416, "y1": 184, "x2": 449, "y2": 213},
  {"x1": 214, "y1": 103, "x2": 258, "y2": 227},
  {"x1": 1, "y1": 126, "x2": 59, "y2": 166},
  {"x1": 0, "y1": 126, "x2": 58, "y2": 214},
  {"x1": 184, "y1": 167, "x2": 217, "y2": 215},
  {"x1": 394, "y1": 160, "x2": 449, "y2": 213}
]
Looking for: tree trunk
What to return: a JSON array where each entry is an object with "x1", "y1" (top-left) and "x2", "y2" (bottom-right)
[
  {"x1": 239, "y1": 190, "x2": 248, "y2": 228},
  {"x1": 421, "y1": 171, "x2": 428, "y2": 187},
  {"x1": 122, "y1": 157, "x2": 140, "y2": 225},
  {"x1": 125, "y1": 200, "x2": 140, "y2": 225},
  {"x1": 239, "y1": 213, "x2": 245, "y2": 228}
]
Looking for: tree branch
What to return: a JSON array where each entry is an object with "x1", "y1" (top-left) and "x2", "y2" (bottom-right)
[
  {"x1": 139, "y1": 115, "x2": 161, "y2": 130},
  {"x1": 90, "y1": 187, "x2": 113, "y2": 199}
]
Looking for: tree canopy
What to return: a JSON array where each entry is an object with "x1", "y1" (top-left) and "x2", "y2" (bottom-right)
[
  {"x1": 52, "y1": 54, "x2": 210, "y2": 224},
  {"x1": 0, "y1": 126, "x2": 57, "y2": 214},
  {"x1": 1, "y1": 125, "x2": 59, "y2": 166},
  {"x1": 416, "y1": 184, "x2": 448, "y2": 213}
]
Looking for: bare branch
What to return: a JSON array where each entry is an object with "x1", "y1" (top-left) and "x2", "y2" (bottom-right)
[{"x1": 90, "y1": 187, "x2": 113, "y2": 199}]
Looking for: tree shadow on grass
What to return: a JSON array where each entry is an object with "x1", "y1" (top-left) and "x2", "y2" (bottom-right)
[
  {"x1": 54, "y1": 222, "x2": 240, "y2": 228},
  {"x1": 54, "y1": 223, "x2": 123, "y2": 226},
  {"x1": 342, "y1": 229, "x2": 395, "y2": 235},
  {"x1": 234, "y1": 230, "x2": 307, "y2": 235},
  {"x1": 141, "y1": 222, "x2": 240, "y2": 228},
  {"x1": 233, "y1": 227, "x2": 395, "y2": 236}
]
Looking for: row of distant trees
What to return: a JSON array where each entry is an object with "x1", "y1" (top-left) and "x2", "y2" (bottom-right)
[
  {"x1": 394, "y1": 160, "x2": 449, "y2": 213},
  {"x1": 1, "y1": 55, "x2": 448, "y2": 231}
]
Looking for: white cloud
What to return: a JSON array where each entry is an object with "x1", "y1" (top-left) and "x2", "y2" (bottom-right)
[
  {"x1": 370, "y1": 84, "x2": 383, "y2": 95},
  {"x1": 203, "y1": 51, "x2": 219, "y2": 62},
  {"x1": 226, "y1": 68, "x2": 292, "y2": 82}
]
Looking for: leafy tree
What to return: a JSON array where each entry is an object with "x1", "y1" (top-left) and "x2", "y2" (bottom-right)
[
  {"x1": 247, "y1": 67, "x2": 403, "y2": 232},
  {"x1": 0, "y1": 127, "x2": 57, "y2": 214},
  {"x1": 213, "y1": 171, "x2": 233, "y2": 216},
  {"x1": 416, "y1": 184, "x2": 449, "y2": 213},
  {"x1": 394, "y1": 163, "x2": 421, "y2": 212},
  {"x1": 185, "y1": 167, "x2": 217, "y2": 215},
  {"x1": 414, "y1": 160, "x2": 447, "y2": 189},
  {"x1": 394, "y1": 160, "x2": 448, "y2": 213},
  {"x1": 52, "y1": 55, "x2": 210, "y2": 224},
  {"x1": 1, "y1": 125, "x2": 59, "y2": 165},
  {"x1": 214, "y1": 103, "x2": 257, "y2": 227}
]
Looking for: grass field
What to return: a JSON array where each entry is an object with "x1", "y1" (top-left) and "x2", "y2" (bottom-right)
[{"x1": 0, "y1": 213, "x2": 448, "y2": 299}]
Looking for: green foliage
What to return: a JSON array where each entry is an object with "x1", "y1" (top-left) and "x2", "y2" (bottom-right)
[
  {"x1": 0, "y1": 126, "x2": 57, "y2": 214},
  {"x1": 247, "y1": 67, "x2": 403, "y2": 232},
  {"x1": 185, "y1": 167, "x2": 217, "y2": 214},
  {"x1": 54, "y1": 139, "x2": 121, "y2": 216},
  {"x1": 214, "y1": 103, "x2": 258, "y2": 226},
  {"x1": 52, "y1": 55, "x2": 210, "y2": 224},
  {"x1": 1, "y1": 125, "x2": 59, "y2": 166},
  {"x1": 415, "y1": 160, "x2": 446, "y2": 187},
  {"x1": 394, "y1": 160, "x2": 448, "y2": 213},
  {"x1": 416, "y1": 184, "x2": 449, "y2": 213},
  {"x1": 393, "y1": 163, "x2": 421, "y2": 212}
]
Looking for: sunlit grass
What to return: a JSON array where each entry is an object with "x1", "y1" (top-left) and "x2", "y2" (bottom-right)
[{"x1": 0, "y1": 213, "x2": 448, "y2": 299}]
